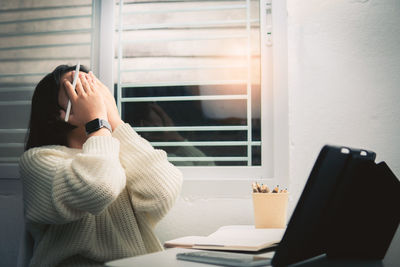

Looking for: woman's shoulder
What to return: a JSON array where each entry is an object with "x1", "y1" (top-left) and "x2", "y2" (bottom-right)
[
  {"x1": 23, "y1": 144, "x2": 73, "y2": 155},
  {"x1": 20, "y1": 145, "x2": 77, "y2": 166}
]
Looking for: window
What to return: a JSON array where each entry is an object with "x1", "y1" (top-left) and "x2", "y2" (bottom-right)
[
  {"x1": 112, "y1": 0, "x2": 284, "y2": 180},
  {"x1": 0, "y1": 0, "x2": 96, "y2": 178},
  {"x1": 1, "y1": 0, "x2": 288, "y2": 183}
]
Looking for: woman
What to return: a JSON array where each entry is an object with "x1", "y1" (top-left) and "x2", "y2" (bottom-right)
[{"x1": 19, "y1": 65, "x2": 182, "y2": 266}]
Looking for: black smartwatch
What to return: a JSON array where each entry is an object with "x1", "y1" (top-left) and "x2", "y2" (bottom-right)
[{"x1": 85, "y1": 118, "x2": 112, "y2": 135}]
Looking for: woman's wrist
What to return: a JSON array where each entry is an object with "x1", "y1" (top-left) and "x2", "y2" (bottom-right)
[
  {"x1": 110, "y1": 118, "x2": 124, "y2": 132},
  {"x1": 87, "y1": 127, "x2": 112, "y2": 138}
]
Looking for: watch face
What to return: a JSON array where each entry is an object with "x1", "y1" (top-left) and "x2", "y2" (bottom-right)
[
  {"x1": 85, "y1": 119, "x2": 99, "y2": 134},
  {"x1": 86, "y1": 119, "x2": 111, "y2": 135}
]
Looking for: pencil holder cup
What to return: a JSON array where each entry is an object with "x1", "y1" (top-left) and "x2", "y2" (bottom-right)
[{"x1": 252, "y1": 193, "x2": 288, "y2": 228}]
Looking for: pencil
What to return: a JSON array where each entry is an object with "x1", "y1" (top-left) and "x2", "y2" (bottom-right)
[
  {"x1": 261, "y1": 184, "x2": 270, "y2": 193},
  {"x1": 252, "y1": 182, "x2": 258, "y2": 193},
  {"x1": 256, "y1": 182, "x2": 262, "y2": 193},
  {"x1": 272, "y1": 185, "x2": 279, "y2": 193},
  {"x1": 65, "y1": 62, "x2": 80, "y2": 122}
]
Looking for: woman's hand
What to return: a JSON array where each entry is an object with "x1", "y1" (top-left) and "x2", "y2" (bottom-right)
[
  {"x1": 60, "y1": 72, "x2": 108, "y2": 127},
  {"x1": 88, "y1": 72, "x2": 123, "y2": 130}
]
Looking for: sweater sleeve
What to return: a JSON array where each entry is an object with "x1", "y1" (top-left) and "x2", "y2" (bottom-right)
[
  {"x1": 19, "y1": 136, "x2": 126, "y2": 224},
  {"x1": 112, "y1": 123, "x2": 182, "y2": 226}
]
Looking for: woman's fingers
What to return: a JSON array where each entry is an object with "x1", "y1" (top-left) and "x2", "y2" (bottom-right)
[
  {"x1": 86, "y1": 73, "x2": 95, "y2": 88},
  {"x1": 74, "y1": 73, "x2": 85, "y2": 96},
  {"x1": 79, "y1": 73, "x2": 92, "y2": 94},
  {"x1": 89, "y1": 71, "x2": 98, "y2": 83},
  {"x1": 88, "y1": 71, "x2": 96, "y2": 85},
  {"x1": 64, "y1": 80, "x2": 78, "y2": 101},
  {"x1": 89, "y1": 72, "x2": 106, "y2": 90}
]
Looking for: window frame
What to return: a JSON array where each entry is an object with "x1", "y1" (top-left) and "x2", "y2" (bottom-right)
[{"x1": 84, "y1": 0, "x2": 288, "y2": 184}]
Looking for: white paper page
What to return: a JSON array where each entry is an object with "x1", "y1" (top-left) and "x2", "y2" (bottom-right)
[
  {"x1": 164, "y1": 236, "x2": 208, "y2": 246},
  {"x1": 194, "y1": 225, "x2": 285, "y2": 247}
]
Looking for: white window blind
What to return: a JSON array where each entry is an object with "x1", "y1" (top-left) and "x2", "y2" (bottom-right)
[
  {"x1": 114, "y1": 0, "x2": 273, "y2": 179},
  {"x1": 0, "y1": 0, "x2": 96, "y2": 178}
]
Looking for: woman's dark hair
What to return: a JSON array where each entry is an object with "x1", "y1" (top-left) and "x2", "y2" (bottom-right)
[{"x1": 25, "y1": 64, "x2": 89, "y2": 151}]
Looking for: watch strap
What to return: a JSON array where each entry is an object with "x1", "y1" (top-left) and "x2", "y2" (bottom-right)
[{"x1": 85, "y1": 118, "x2": 112, "y2": 135}]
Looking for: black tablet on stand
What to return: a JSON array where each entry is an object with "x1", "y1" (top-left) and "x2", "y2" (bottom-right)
[{"x1": 271, "y1": 145, "x2": 399, "y2": 266}]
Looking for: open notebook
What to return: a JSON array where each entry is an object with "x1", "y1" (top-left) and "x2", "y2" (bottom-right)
[{"x1": 164, "y1": 225, "x2": 285, "y2": 252}]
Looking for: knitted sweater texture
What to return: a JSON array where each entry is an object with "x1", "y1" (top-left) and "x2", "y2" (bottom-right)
[{"x1": 19, "y1": 123, "x2": 183, "y2": 267}]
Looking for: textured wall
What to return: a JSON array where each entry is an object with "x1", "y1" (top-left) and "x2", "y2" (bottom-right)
[
  {"x1": 287, "y1": 0, "x2": 400, "y2": 210},
  {"x1": 156, "y1": 0, "x2": 400, "y2": 242}
]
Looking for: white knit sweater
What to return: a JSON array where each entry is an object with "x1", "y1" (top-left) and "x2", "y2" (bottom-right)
[{"x1": 19, "y1": 123, "x2": 183, "y2": 267}]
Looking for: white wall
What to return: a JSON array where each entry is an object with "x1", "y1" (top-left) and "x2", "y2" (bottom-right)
[
  {"x1": 156, "y1": 0, "x2": 400, "y2": 242},
  {"x1": 287, "y1": 0, "x2": 400, "y2": 208}
]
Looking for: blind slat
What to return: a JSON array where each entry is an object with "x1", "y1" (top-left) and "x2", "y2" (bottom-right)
[
  {"x1": 0, "y1": 101, "x2": 31, "y2": 106},
  {"x1": 122, "y1": 19, "x2": 259, "y2": 31},
  {"x1": 0, "y1": 29, "x2": 92, "y2": 38},
  {"x1": 0, "y1": 14, "x2": 91, "y2": 25},
  {"x1": 121, "y1": 80, "x2": 248, "y2": 88},
  {"x1": 0, "y1": 4, "x2": 92, "y2": 13},
  {"x1": 153, "y1": 141, "x2": 261, "y2": 147},
  {"x1": 134, "y1": 126, "x2": 248, "y2": 132},
  {"x1": 0, "y1": 129, "x2": 27, "y2": 134},
  {"x1": 0, "y1": 143, "x2": 24, "y2": 148},
  {"x1": 122, "y1": 4, "x2": 247, "y2": 15},
  {"x1": 0, "y1": 42, "x2": 92, "y2": 51},
  {"x1": 121, "y1": 64, "x2": 247, "y2": 72},
  {"x1": 168, "y1": 157, "x2": 248, "y2": 162},
  {"x1": 0, "y1": 87, "x2": 34, "y2": 92},
  {"x1": 121, "y1": 95, "x2": 247, "y2": 102},
  {"x1": 122, "y1": 34, "x2": 248, "y2": 43}
]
